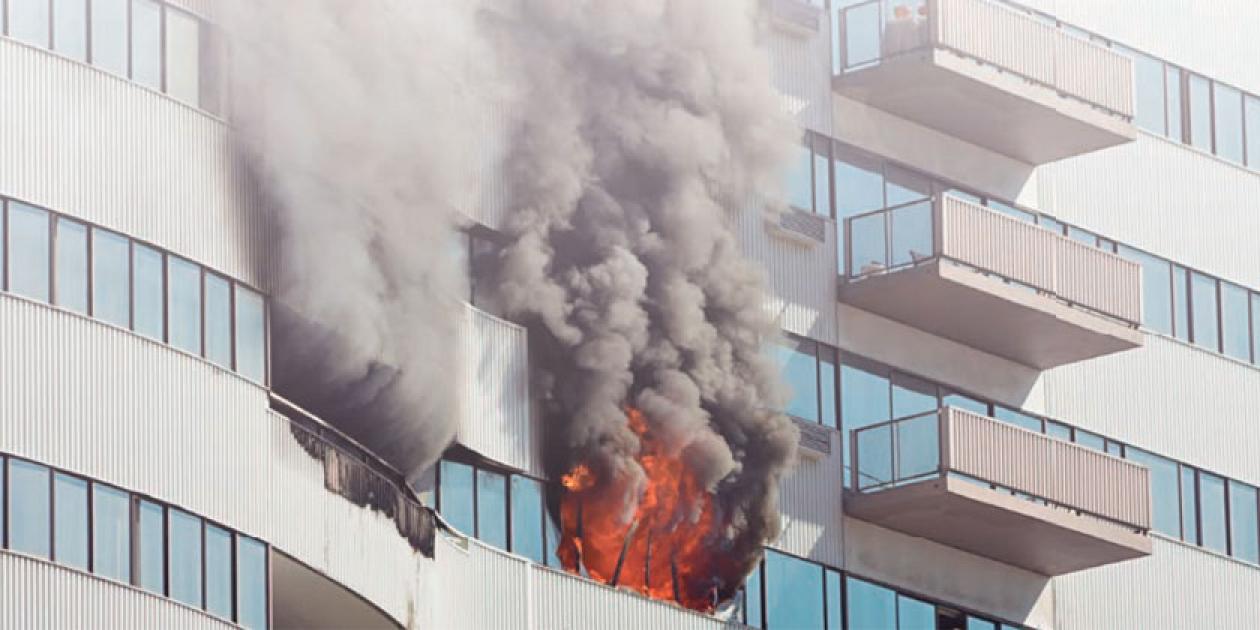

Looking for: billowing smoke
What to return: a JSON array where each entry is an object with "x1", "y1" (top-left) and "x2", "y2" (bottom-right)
[
  {"x1": 224, "y1": 0, "x2": 495, "y2": 477},
  {"x1": 485, "y1": 0, "x2": 801, "y2": 602}
]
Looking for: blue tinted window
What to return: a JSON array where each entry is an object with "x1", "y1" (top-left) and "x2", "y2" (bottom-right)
[
  {"x1": 1045, "y1": 421, "x2": 1072, "y2": 442},
  {"x1": 439, "y1": 461, "x2": 475, "y2": 535},
  {"x1": 237, "y1": 536, "x2": 269, "y2": 630},
  {"x1": 133, "y1": 244, "x2": 165, "y2": 340},
  {"x1": 898, "y1": 594, "x2": 936, "y2": 630},
  {"x1": 1038, "y1": 216, "x2": 1064, "y2": 236},
  {"x1": 1181, "y1": 466, "x2": 1199, "y2": 544},
  {"x1": 138, "y1": 500, "x2": 165, "y2": 594},
  {"x1": 1229, "y1": 482, "x2": 1259, "y2": 564},
  {"x1": 476, "y1": 469, "x2": 508, "y2": 549},
  {"x1": 169, "y1": 509, "x2": 204, "y2": 607},
  {"x1": 841, "y1": 1, "x2": 882, "y2": 69},
  {"x1": 205, "y1": 274, "x2": 233, "y2": 367},
  {"x1": 885, "y1": 165, "x2": 930, "y2": 207},
  {"x1": 779, "y1": 340, "x2": 820, "y2": 424},
  {"x1": 1067, "y1": 226, "x2": 1098, "y2": 248},
  {"x1": 813, "y1": 140, "x2": 832, "y2": 217},
  {"x1": 166, "y1": 8, "x2": 202, "y2": 105},
  {"x1": 1074, "y1": 430, "x2": 1105, "y2": 452},
  {"x1": 131, "y1": 0, "x2": 163, "y2": 89},
  {"x1": 1188, "y1": 74, "x2": 1212, "y2": 150},
  {"x1": 1126, "y1": 448, "x2": 1179, "y2": 537},
  {"x1": 1166, "y1": 66, "x2": 1183, "y2": 141},
  {"x1": 986, "y1": 200, "x2": 1035, "y2": 224},
  {"x1": 787, "y1": 144, "x2": 814, "y2": 212},
  {"x1": 509, "y1": 476, "x2": 545, "y2": 563},
  {"x1": 10, "y1": 0, "x2": 51, "y2": 48},
  {"x1": 206, "y1": 524, "x2": 234, "y2": 619},
  {"x1": 1130, "y1": 51, "x2": 1165, "y2": 133},
  {"x1": 168, "y1": 257, "x2": 203, "y2": 355},
  {"x1": 10, "y1": 460, "x2": 51, "y2": 559},
  {"x1": 1190, "y1": 272, "x2": 1219, "y2": 351},
  {"x1": 942, "y1": 391, "x2": 987, "y2": 416},
  {"x1": 9, "y1": 202, "x2": 51, "y2": 302},
  {"x1": 1253, "y1": 293, "x2": 1260, "y2": 365},
  {"x1": 544, "y1": 511, "x2": 562, "y2": 569},
  {"x1": 0, "y1": 460, "x2": 5, "y2": 545},
  {"x1": 1172, "y1": 266, "x2": 1190, "y2": 341},
  {"x1": 744, "y1": 562, "x2": 763, "y2": 628},
  {"x1": 995, "y1": 407, "x2": 1041, "y2": 433},
  {"x1": 93, "y1": 484, "x2": 131, "y2": 582},
  {"x1": 892, "y1": 372, "x2": 936, "y2": 419},
  {"x1": 890, "y1": 200, "x2": 933, "y2": 267},
  {"x1": 819, "y1": 348, "x2": 838, "y2": 429},
  {"x1": 54, "y1": 218, "x2": 89, "y2": 314},
  {"x1": 90, "y1": 0, "x2": 128, "y2": 76},
  {"x1": 235, "y1": 286, "x2": 267, "y2": 383},
  {"x1": 846, "y1": 576, "x2": 895, "y2": 630},
  {"x1": 1118, "y1": 245, "x2": 1172, "y2": 335},
  {"x1": 765, "y1": 550, "x2": 823, "y2": 630},
  {"x1": 1214, "y1": 83, "x2": 1244, "y2": 163},
  {"x1": 835, "y1": 147, "x2": 884, "y2": 219},
  {"x1": 825, "y1": 570, "x2": 842, "y2": 630},
  {"x1": 1220, "y1": 282, "x2": 1250, "y2": 361},
  {"x1": 968, "y1": 617, "x2": 999, "y2": 630},
  {"x1": 53, "y1": 473, "x2": 89, "y2": 569},
  {"x1": 1247, "y1": 96, "x2": 1260, "y2": 168},
  {"x1": 92, "y1": 229, "x2": 131, "y2": 328},
  {"x1": 53, "y1": 0, "x2": 88, "y2": 61},
  {"x1": 1200, "y1": 472, "x2": 1228, "y2": 554},
  {"x1": 841, "y1": 357, "x2": 891, "y2": 485}
]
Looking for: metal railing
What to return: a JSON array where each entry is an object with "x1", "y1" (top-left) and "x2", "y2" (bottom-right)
[
  {"x1": 850, "y1": 407, "x2": 1152, "y2": 531},
  {"x1": 834, "y1": 0, "x2": 1134, "y2": 119},
  {"x1": 842, "y1": 194, "x2": 1143, "y2": 326}
]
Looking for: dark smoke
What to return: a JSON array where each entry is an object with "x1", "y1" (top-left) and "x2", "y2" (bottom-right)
[{"x1": 486, "y1": 0, "x2": 801, "y2": 584}]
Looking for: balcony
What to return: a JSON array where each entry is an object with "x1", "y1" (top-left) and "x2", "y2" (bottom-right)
[
  {"x1": 838, "y1": 195, "x2": 1143, "y2": 368},
  {"x1": 846, "y1": 407, "x2": 1152, "y2": 575},
  {"x1": 833, "y1": 0, "x2": 1135, "y2": 164}
]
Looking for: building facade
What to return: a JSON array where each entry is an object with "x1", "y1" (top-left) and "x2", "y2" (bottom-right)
[{"x1": 1, "y1": 0, "x2": 1258, "y2": 628}]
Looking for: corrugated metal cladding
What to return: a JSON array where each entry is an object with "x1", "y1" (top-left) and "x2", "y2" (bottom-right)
[
  {"x1": 1042, "y1": 334, "x2": 1260, "y2": 485},
  {"x1": 0, "y1": 295, "x2": 429, "y2": 626},
  {"x1": 0, "y1": 38, "x2": 271, "y2": 291},
  {"x1": 166, "y1": 0, "x2": 219, "y2": 21},
  {"x1": 770, "y1": 431, "x2": 844, "y2": 568},
  {"x1": 457, "y1": 303, "x2": 536, "y2": 475},
  {"x1": 1037, "y1": 134, "x2": 1260, "y2": 287},
  {"x1": 737, "y1": 207, "x2": 840, "y2": 347},
  {"x1": 0, "y1": 552, "x2": 236, "y2": 630},
  {"x1": 765, "y1": 10, "x2": 834, "y2": 135},
  {"x1": 1054, "y1": 537, "x2": 1260, "y2": 629},
  {"x1": 431, "y1": 535, "x2": 744, "y2": 630}
]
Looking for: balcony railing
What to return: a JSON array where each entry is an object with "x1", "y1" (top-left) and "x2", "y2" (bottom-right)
[
  {"x1": 835, "y1": 0, "x2": 1134, "y2": 119},
  {"x1": 851, "y1": 407, "x2": 1152, "y2": 532},
  {"x1": 843, "y1": 194, "x2": 1143, "y2": 327}
]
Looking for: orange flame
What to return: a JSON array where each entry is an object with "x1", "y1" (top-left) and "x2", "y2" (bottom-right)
[{"x1": 557, "y1": 407, "x2": 740, "y2": 612}]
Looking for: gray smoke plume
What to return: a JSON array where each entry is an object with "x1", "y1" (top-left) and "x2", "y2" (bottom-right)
[
  {"x1": 224, "y1": 0, "x2": 494, "y2": 477},
  {"x1": 486, "y1": 0, "x2": 801, "y2": 592}
]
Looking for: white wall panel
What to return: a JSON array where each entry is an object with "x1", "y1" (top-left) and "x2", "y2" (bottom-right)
[
  {"x1": 766, "y1": 18, "x2": 833, "y2": 135},
  {"x1": 1054, "y1": 537, "x2": 1260, "y2": 630},
  {"x1": 0, "y1": 552, "x2": 235, "y2": 630},
  {"x1": 738, "y1": 209, "x2": 839, "y2": 346},
  {"x1": 771, "y1": 434, "x2": 845, "y2": 568},
  {"x1": 457, "y1": 303, "x2": 536, "y2": 474},
  {"x1": 0, "y1": 39, "x2": 269, "y2": 290}
]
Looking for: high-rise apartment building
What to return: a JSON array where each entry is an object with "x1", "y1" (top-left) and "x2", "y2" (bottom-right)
[{"x1": 0, "y1": 0, "x2": 1256, "y2": 628}]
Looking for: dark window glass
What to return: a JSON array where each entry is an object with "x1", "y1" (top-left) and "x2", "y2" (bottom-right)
[
  {"x1": 1074, "y1": 430, "x2": 1106, "y2": 452},
  {"x1": 93, "y1": 484, "x2": 131, "y2": 582},
  {"x1": 1172, "y1": 265, "x2": 1190, "y2": 341},
  {"x1": 1221, "y1": 282, "x2": 1250, "y2": 361},
  {"x1": 778, "y1": 340, "x2": 820, "y2": 424},
  {"x1": 1180, "y1": 466, "x2": 1199, "y2": 544},
  {"x1": 92, "y1": 229, "x2": 131, "y2": 328},
  {"x1": 235, "y1": 285, "x2": 267, "y2": 383},
  {"x1": 898, "y1": 594, "x2": 936, "y2": 630},
  {"x1": 1246, "y1": 95, "x2": 1260, "y2": 168},
  {"x1": 52, "y1": 0, "x2": 88, "y2": 61},
  {"x1": 439, "y1": 460, "x2": 475, "y2": 535},
  {"x1": 476, "y1": 469, "x2": 507, "y2": 549},
  {"x1": 744, "y1": 562, "x2": 763, "y2": 628},
  {"x1": 133, "y1": 244, "x2": 165, "y2": 340},
  {"x1": 1190, "y1": 272, "x2": 1220, "y2": 351},
  {"x1": 166, "y1": 8, "x2": 202, "y2": 104},
  {"x1": 90, "y1": 0, "x2": 128, "y2": 76},
  {"x1": 787, "y1": 144, "x2": 814, "y2": 211},
  {"x1": 1188, "y1": 74, "x2": 1213, "y2": 151},
  {"x1": 1126, "y1": 448, "x2": 1179, "y2": 537},
  {"x1": 509, "y1": 476, "x2": 545, "y2": 564},
  {"x1": 892, "y1": 372, "x2": 936, "y2": 419},
  {"x1": 9, "y1": 459, "x2": 51, "y2": 559},
  {"x1": 1200, "y1": 472, "x2": 1228, "y2": 554},
  {"x1": 10, "y1": 0, "x2": 51, "y2": 48},
  {"x1": 131, "y1": 0, "x2": 162, "y2": 89},
  {"x1": 54, "y1": 218, "x2": 89, "y2": 314},
  {"x1": 1130, "y1": 51, "x2": 1165, "y2": 133},
  {"x1": 1166, "y1": 66, "x2": 1183, "y2": 141},
  {"x1": 53, "y1": 473, "x2": 89, "y2": 569},
  {"x1": 820, "y1": 347, "x2": 838, "y2": 429},
  {"x1": 841, "y1": 357, "x2": 891, "y2": 485},
  {"x1": 995, "y1": 406, "x2": 1042, "y2": 433},
  {"x1": 1229, "y1": 482, "x2": 1259, "y2": 564},
  {"x1": 9, "y1": 202, "x2": 51, "y2": 302},
  {"x1": 764, "y1": 550, "x2": 823, "y2": 630},
  {"x1": 813, "y1": 139, "x2": 832, "y2": 216},
  {"x1": 237, "y1": 536, "x2": 269, "y2": 630},
  {"x1": 170, "y1": 509, "x2": 204, "y2": 607},
  {"x1": 825, "y1": 569, "x2": 842, "y2": 630},
  {"x1": 168, "y1": 257, "x2": 202, "y2": 355},
  {"x1": 846, "y1": 576, "x2": 895, "y2": 629},
  {"x1": 1118, "y1": 245, "x2": 1172, "y2": 335},
  {"x1": 205, "y1": 273, "x2": 233, "y2": 367},
  {"x1": 1214, "y1": 83, "x2": 1244, "y2": 163},
  {"x1": 1045, "y1": 421, "x2": 1072, "y2": 442},
  {"x1": 206, "y1": 524, "x2": 234, "y2": 619},
  {"x1": 138, "y1": 500, "x2": 165, "y2": 594}
]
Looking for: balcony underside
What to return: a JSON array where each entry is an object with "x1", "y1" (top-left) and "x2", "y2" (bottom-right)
[
  {"x1": 272, "y1": 551, "x2": 399, "y2": 630},
  {"x1": 833, "y1": 49, "x2": 1136, "y2": 164},
  {"x1": 845, "y1": 476, "x2": 1152, "y2": 576},
  {"x1": 838, "y1": 260, "x2": 1143, "y2": 369}
]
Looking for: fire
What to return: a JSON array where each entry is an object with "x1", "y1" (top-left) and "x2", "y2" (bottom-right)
[{"x1": 556, "y1": 407, "x2": 742, "y2": 612}]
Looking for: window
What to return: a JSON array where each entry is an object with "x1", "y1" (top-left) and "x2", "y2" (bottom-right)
[
  {"x1": 986, "y1": 200, "x2": 1035, "y2": 224},
  {"x1": 1180, "y1": 466, "x2": 1198, "y2": 544},
  {"x1": 53, "y1": 473, "x2": 89, "y2": 569},
  {"x1": 237, "y1": 536, "x2": 269, "y2": 630},
  {"x1": 1118, "y1": 245, "x2": 1172, "y2": 335},
  {"x1": 891, "y1": 372, "x2": 936, "y2": 418},
  {"x1": 941, "y1": 391, "x2": 987, "y2": 416},
  {"x1": 9, "y1": 459, "x2": 51, "y2": 559},
  {"x1": 438, "y1": 460, "x2": 475, "y2": 535},
  {"x1": 1230, "y1": 482, "x2": 1259, "y2": 564},
  {"x1": 92, "y1": 228, "x2": 131, "y2": 328},
  {"x1": 168, "y1": 256, "x2": 203, "y2": 355},
  {"x1": 1126, "y1": 448, "x2": 1179, "y2": 537},
  {"x1": 133, "y1": 244, "x2": 165, "y2": 340},
  {"x1": 884, "y1": 165, "x2": 930, "y2": 207},
  {"x1": 476, "y1": 469, "x2": 508, "y2": 549},
  {"x1": 206, "y1": 524, "x2": 234, "y2": 619},
  {"x1": 1253, "y1": 293, "x2": 1260, "y2": 365},
  {"x1": 544, "y1": 511, "x2": 563, "y2": 569},
  {"x1": 995, "y1": 407, "x2": 1042, "y2": 433},
  {"x1": 131, "y1": 0, "x2": 163, "y2": 89},
  {"x1": 1165, "y1": 66, "x2": 1183, "y2": 141},
  {"x1": 898, "y1": 594, "x2": 936, "y2": 629},
  {"x1": 1200, "y1": 472, "x2": 1228, "y2": 554},
  {"x1": 847, "y1": 576, "x2": 895, "y2": 629},
  {"x1": 9, "y1": 202, "x2": 51, "y2": 302},
  {"x1": 235, "y1": 285, "x2": 267, "y2": 383},
  {"x1": 1172, "y1": 265, "x2": 1190, "y2": 341},
  {"x1": 1214, "y1": 83, "x2": 1244, "y2": 162},
  {"x1": 0, "y1": 459, "x2": 5, "y2": 545},
  {"x1": 54, "y1": 218, "x2": 89, "y2": 313},
  {"x1": 52, "y1": 0, "x2": 88, "y2": 61},
  {"x1": 813, "y1": 136, "x2": 833, "y2": 217},
  {"x1": 1044, "y1": 421, "x2": 1072, "y2": 442},
  {"x1": 890, "y1": 200, "x2": 933, "y2": 268},
  {"x1": 764, "y1": 550, "x2": 824, "y2": 630},
  {"x1": 1220, "y1": 282, "x2": 1250, "y2": 361},
  {"x1": 841, "y1": 356, "x2": 891, "y2": 484},
  {"x1": 1074, "y1": 430, "x2": 1106, "y2": 452},
  {"x1": 743, "y1": 561, "x2": 763, "y2": 628},
  {"x1": 138, "y1": 500, "x2": 166, "y2": 594},
  {"x1": 825, "y1": 570, "x2": 843, "y2": 630},
  {"x1": 510, "y1": 476, "x2": 545, "y2": 564},
  {"x1": 10, "y1": 0, "x2": 52, "y2": 48},
  {"x1": 1130, "y1": 50, "x2": 1165, "y2": 133},
  {"x1": 90, "y1": 0, "x2": 128, "y2": 76},
  {"x1": 787, "y1": 144, "x2": 814, "y2": 212},
  {"x1": 205, "y1": 273, "x2": 233, "y2": 367},
  {"x1": 779, "y1": 340, "x2": 821, "y2": 425},
  {"x1": 1190, "y1": 272, "x2": 1219, "y2": 351},
  {"x1": 93, "y1": 484, "x2": 131, "y2": 582},
  {"x1": 1188, "y1": 74, "x2": 1212, "y2": 151},
  {"x1": 169, "y1": 509, "x2": 204, "y2": 607},
  {"x1": 835, "y1": 146, "x2": 884, "y2": 268},
  {"x1": 1246, "y1": 95, "x2": 1260, "y2": 168},
  {"x1": 165, "y1": 8, "x2": 203, "y2": 104}
]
